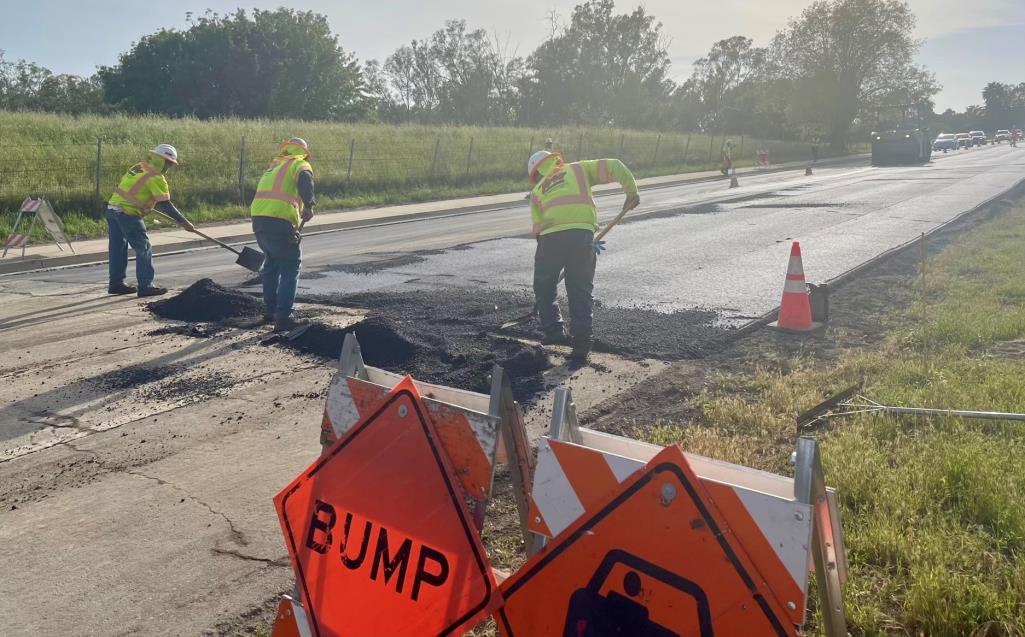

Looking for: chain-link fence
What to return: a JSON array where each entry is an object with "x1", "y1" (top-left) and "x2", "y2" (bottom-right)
[{"x1": 1, "y1": 127, "x2": 829, "y2": 237}]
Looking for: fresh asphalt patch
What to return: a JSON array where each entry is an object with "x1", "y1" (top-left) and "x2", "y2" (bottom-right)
[{"x1": 148, "y1": 278, "x2": 264, "y2": 322}]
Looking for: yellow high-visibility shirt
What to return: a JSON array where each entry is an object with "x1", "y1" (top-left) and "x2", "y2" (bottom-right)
[
  {"x1": 530, "y1": 159, "x2": 637, "y2": 236},
  {"x1": 250, "y1": 154, "x2": 313, "y2": 228},
  {"x1": 108, "y1": 161, "x2": 171, "y2": 217}
]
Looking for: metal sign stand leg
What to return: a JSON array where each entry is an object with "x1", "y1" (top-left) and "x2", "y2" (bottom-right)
[
  {"x1": 2, "y1": 211, "x2": 24, "y2": 258},
  {"x1": 794, "y1": 437, "x2": 848, "y2": 636},
  {"x1": 489, "y1": 365, "x2": 535, "y2": 551}
]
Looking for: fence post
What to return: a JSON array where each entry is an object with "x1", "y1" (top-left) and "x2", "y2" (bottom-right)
[
  {"x1": 527, "y1": 135, "x2": 534, "y2": 155},
  {"x1": 576, "y1": 133, "x2": 583, "y2": 161},
  {"x1": 465, "y1": 137, "x2": 474, "y2": 176},
  {"x1": 94, "y1": 138, "x2": 102, "y2": 201},
  {"x1": 652, "y1": 134, "x2": 661, "y2": 166},
  {"x1": 682, "y1": 134, "x2": 692, "y2": 165},
  {"x1": 238, "y1": 137, "x2": 246, "y2": 204},
  {"x1": 708, "y1": 135, "x2": 716, "y2": 162},
  {"x1": 739, "y1": 134, "x2": 745, "y2": 158},
  {"x1": 346, "y1": 138, "x2": 355, "y2": 183},
  {"x1": 619, "y1": 133, "x2": 625, "y2": 157},
  {"x1": 429, "y1": 137, "x2": 441, "y2": 180}
]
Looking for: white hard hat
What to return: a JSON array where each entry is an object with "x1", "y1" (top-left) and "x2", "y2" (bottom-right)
[
  {"x1": 150, "y1": 143, "x2": 178, "y2": 164},
  {"x1": 279, "y1": 137, "x2": 312, "y2": 159},
  {"x1": 527, "y1": 150, "x2": 552, "y2": 180}
]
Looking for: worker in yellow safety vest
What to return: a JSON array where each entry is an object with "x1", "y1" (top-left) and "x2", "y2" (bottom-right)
[
  {"x1": 107, "y1": 143, "x2": 197, "y2": 297},
  {"x1": 250, "y1": 137, "x2": 316, "y2": 332},
  {"x1": 528, "y1": 150, "x2": 640, "y2": 361}
]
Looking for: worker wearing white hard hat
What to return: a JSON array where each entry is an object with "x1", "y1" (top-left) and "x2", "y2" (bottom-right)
[
  {"x1": 250, "y1": 136, "x2": 317, "y2": 332},
  {"x1": 106, "y1": 143, "x2": 197, "y2": 297},
  {"x1": 527, "y1": 146, "x2": 640, "y2": 361}
]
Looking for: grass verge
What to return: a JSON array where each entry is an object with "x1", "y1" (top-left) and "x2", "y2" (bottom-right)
[{"x1": 643, "y1": 201, "x2": 1025, "y2": 635}]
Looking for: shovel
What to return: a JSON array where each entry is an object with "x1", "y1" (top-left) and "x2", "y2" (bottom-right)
[
  {"x1": 154, "y1": 211, "x2": 265, "y2": 273},
  {"x1": 499, "y1": 198, "x2": 637, "y2": 330}
]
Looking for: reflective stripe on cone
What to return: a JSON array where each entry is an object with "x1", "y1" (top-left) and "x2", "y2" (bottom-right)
[{"x1": 772, "y1": 241, "x2": 820, "y2": 332}]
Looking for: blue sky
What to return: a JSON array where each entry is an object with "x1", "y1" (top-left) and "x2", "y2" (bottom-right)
[{"x1": 1, "y1": 0, "x2": 1022, "y2": 111}]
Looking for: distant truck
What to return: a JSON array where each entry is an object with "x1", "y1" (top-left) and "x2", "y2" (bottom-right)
[
  {"x1": 994, "y1": 130, "x2": 1011, "y2": 143},
  {"x1": 969, "y1": 131, "x2": 988, "y2": 146},
  {"x1": 869, "y1": 103, "x2": 932, "y2": 165},
  {"x1": 955, "y1": 133, "x2": 972, "y2": 149},
  {"x1": 932, "y1": 133, "x2": 958, "y2": 152}
]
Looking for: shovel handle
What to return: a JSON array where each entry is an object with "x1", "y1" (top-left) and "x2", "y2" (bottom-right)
[
  {"x1": 595, "y1": 199, "x2": 636, "y2": 242},
  {"x1": 152, "y1": 210, "x2": 242, "y2": 256}
]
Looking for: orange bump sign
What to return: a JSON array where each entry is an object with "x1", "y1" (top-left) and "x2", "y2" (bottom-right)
[
  {"x1": 497, "y1": 445, "x2": 796, "y2": 637},
  {"x1": 275, "y1": 377, "x2": 499, "y2": 636}
]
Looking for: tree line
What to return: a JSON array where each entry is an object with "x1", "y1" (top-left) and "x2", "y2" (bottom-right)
[{"x1": 1, "y1": 0, "x2": 1022, "y2": 149}]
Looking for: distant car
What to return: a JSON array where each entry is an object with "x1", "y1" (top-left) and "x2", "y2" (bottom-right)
[
  {"x1": 994, "y1": 130, "x2": 1011, "y2": 143},
  {"x1": 932, "y1": 133, "x2": 958, "y2": 152},
  {"x1": 969, "y1": 130, "x2": 987, "y2": 146},
  {"x1": 955, "y1": 133, "x2": 972, "y2": 149}
]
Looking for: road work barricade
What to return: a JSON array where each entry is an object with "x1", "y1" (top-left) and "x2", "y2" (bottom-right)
[
  {"x1": 273, "y1": 332, "x2": 535, "y2": 637},
  {"x1": 2, "y1": 197, "x2": 75, "y2": 258},
  {"x1": 272, "y1": 338, "x2": 847, "y2": 636},
  {"x1": 512, "y1": 387, "x2": 849, "y2": 636}
]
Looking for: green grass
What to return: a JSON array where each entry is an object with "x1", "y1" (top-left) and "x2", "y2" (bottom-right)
[
  {"x1": 0, "y1": 110, "x2": 850, "y2": 241},
  {"x1": 641, "y1": 204, "x2": 1025, "y2": 635}
]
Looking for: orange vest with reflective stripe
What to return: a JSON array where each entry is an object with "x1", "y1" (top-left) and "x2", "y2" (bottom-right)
[
  {"x1": 530, "y1": 162, "x2": 598, "y2": 235},
  {"x1": 108, "y1": 161, "x2": 170, "y2": 217},
  {"x1": 250, "y1": 154, "x2": 312, "y2": 228}
]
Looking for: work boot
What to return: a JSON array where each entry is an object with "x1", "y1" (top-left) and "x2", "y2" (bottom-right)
[
  {"x1": 541, "y1": 328, "x2": 570, "y2": 346},
  {"x1": 108, "y1": 282, "x2": 137, "y2": 295},
  {"x1": 274, "y1": 316, "x2": 308, "y2": 333},
  {"x1": 569, "y1": 337, "x2": 592, "y2": 362},
  {"x1": 137, "y1": 286, "x2": 168, "y2": 298}
]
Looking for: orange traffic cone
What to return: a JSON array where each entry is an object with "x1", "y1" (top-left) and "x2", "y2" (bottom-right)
[{"x1": 769, "y1": 241, "x2": 822, "y2": 333}]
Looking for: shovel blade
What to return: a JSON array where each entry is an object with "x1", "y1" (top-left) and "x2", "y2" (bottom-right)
[{"x1": 236, "y1": 246, "x2": 265, "y2": 273}]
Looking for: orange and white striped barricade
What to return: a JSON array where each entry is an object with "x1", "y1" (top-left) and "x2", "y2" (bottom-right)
[
  {"x1": 2, "y1": 197, "x2": 75, "y2": 258},
  {"x1": 523, "y1": 387, "x2": 848, "y2": 636}
]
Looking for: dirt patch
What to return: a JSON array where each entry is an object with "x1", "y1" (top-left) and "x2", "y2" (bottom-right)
[
  {"x1": 281, "y1": 316, "x2": 551, "y2": 403},
  {"x1": 95, "y1": 364, "x2": 181, "y2": 392},
  {"x1": 148, "y1": 278, "x2": 264, "y2": 322}
]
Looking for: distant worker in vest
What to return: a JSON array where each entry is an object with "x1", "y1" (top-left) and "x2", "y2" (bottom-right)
[
  {"x1": 107, "y1": 144, "x2": 196, "y2": 297},
  {"x1": 527, "y1": 150, "x2": 639, "y2": 361},
  {"x1": 251, "y1": 137, "x2": 316, "y2": 332}
]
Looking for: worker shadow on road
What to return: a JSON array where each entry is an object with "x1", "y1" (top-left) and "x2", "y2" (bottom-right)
[
  {"x1": 0, "y1": 294, "x2": 135, "y2": 331},
  {"x1": 0, "y1": 329, "x2": 268, "y2": 443}
]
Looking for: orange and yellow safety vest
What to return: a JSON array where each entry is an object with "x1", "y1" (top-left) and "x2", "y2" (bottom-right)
[
  {"x1": 530, "y1": 158, "x2": 637, "y2": 236},
  {"x1": 108, "y1": 160, "x2": 171, "y2": 217},
  {"x1": 250, "y1": 154, "x2": 313, "y2": 228}
]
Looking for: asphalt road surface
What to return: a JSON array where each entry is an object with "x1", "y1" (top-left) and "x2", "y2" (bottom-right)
[{"x1": 1, "y1": 143, "x2": 1023, "y2": 636}]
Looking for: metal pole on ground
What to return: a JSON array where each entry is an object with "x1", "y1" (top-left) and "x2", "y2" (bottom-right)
[
  {"x1": 346, "y1": 138, "x2": 355, "y2": 183},
  {"x1": 576, "y1": 133, "x2": 583, "y2": 161},
  {"x1": 238, "y1": 137, "x2": 246, "y2": 204},
  {"x1": 465, "y1": 137, "x2": 474, "y2": 176},
  {"x1": 708, "y1": 135, "x2": 716, "y2": 162},
  {"x1": 652, "y1": 134, "x2": 661, "y2": 166},
  {"x1": 94, "y1": 138, "x2": 103, "y2": 201},
  {"x1": 682, "y1": 134, "x2": 691, "y2": 165},
  {"x1": 429, "y1": 137, "x2": 441, "y2": 180}
]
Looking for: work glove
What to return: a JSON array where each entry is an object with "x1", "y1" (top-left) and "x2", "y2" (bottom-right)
[
  {"x1": 301, "y1": 206, "x2": 314, "y2": 222},
  {"x1": 592, "y1": 239, "x2": 606, "y2": 256}
]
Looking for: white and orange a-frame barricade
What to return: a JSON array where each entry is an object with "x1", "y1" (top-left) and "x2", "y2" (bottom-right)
[
  {"x1": 2, "y1": 197, "x2": 75, "y2": 258},
  {"x1": 506, "y1": 386, "x2": 849, "y2": 637},
  {"x1": 271, "y1": 332, "x2": 535, "y2": 637}
]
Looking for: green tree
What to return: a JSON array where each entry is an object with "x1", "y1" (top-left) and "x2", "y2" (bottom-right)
[
  {"x1": 686, "y1": 36, "x2": 767, "y2": 133},
  {"x1": 770, "y1": 0, "x2": 938, "y2": 149},
  {"x1": 0, "y1": 51, "x2": 105, "y2": 114},
  {"x1": 518, "y1": 0, "x2": 674, "y2": 128},
  {"x1": 98, "y1": 9, "x2": 373, "y2": 120}
]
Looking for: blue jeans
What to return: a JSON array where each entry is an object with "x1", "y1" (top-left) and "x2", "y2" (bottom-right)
[
  {"x1": 107, "y1": 208, "x2": 154, "y2": 289},
  {"x1": 252, "y1": 216, "x2": 302, "y2": 320}
]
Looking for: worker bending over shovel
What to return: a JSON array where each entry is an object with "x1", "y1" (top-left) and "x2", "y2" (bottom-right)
[
  {"x1": 527, "y1": 150, "x2": 639, "y2": 361},
  {"x1": 107, "y1": 144, "x2": 197, "y2": 297},
  {"x1": 250, "y1": 137, "x2": 316, "y2": 332}
]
